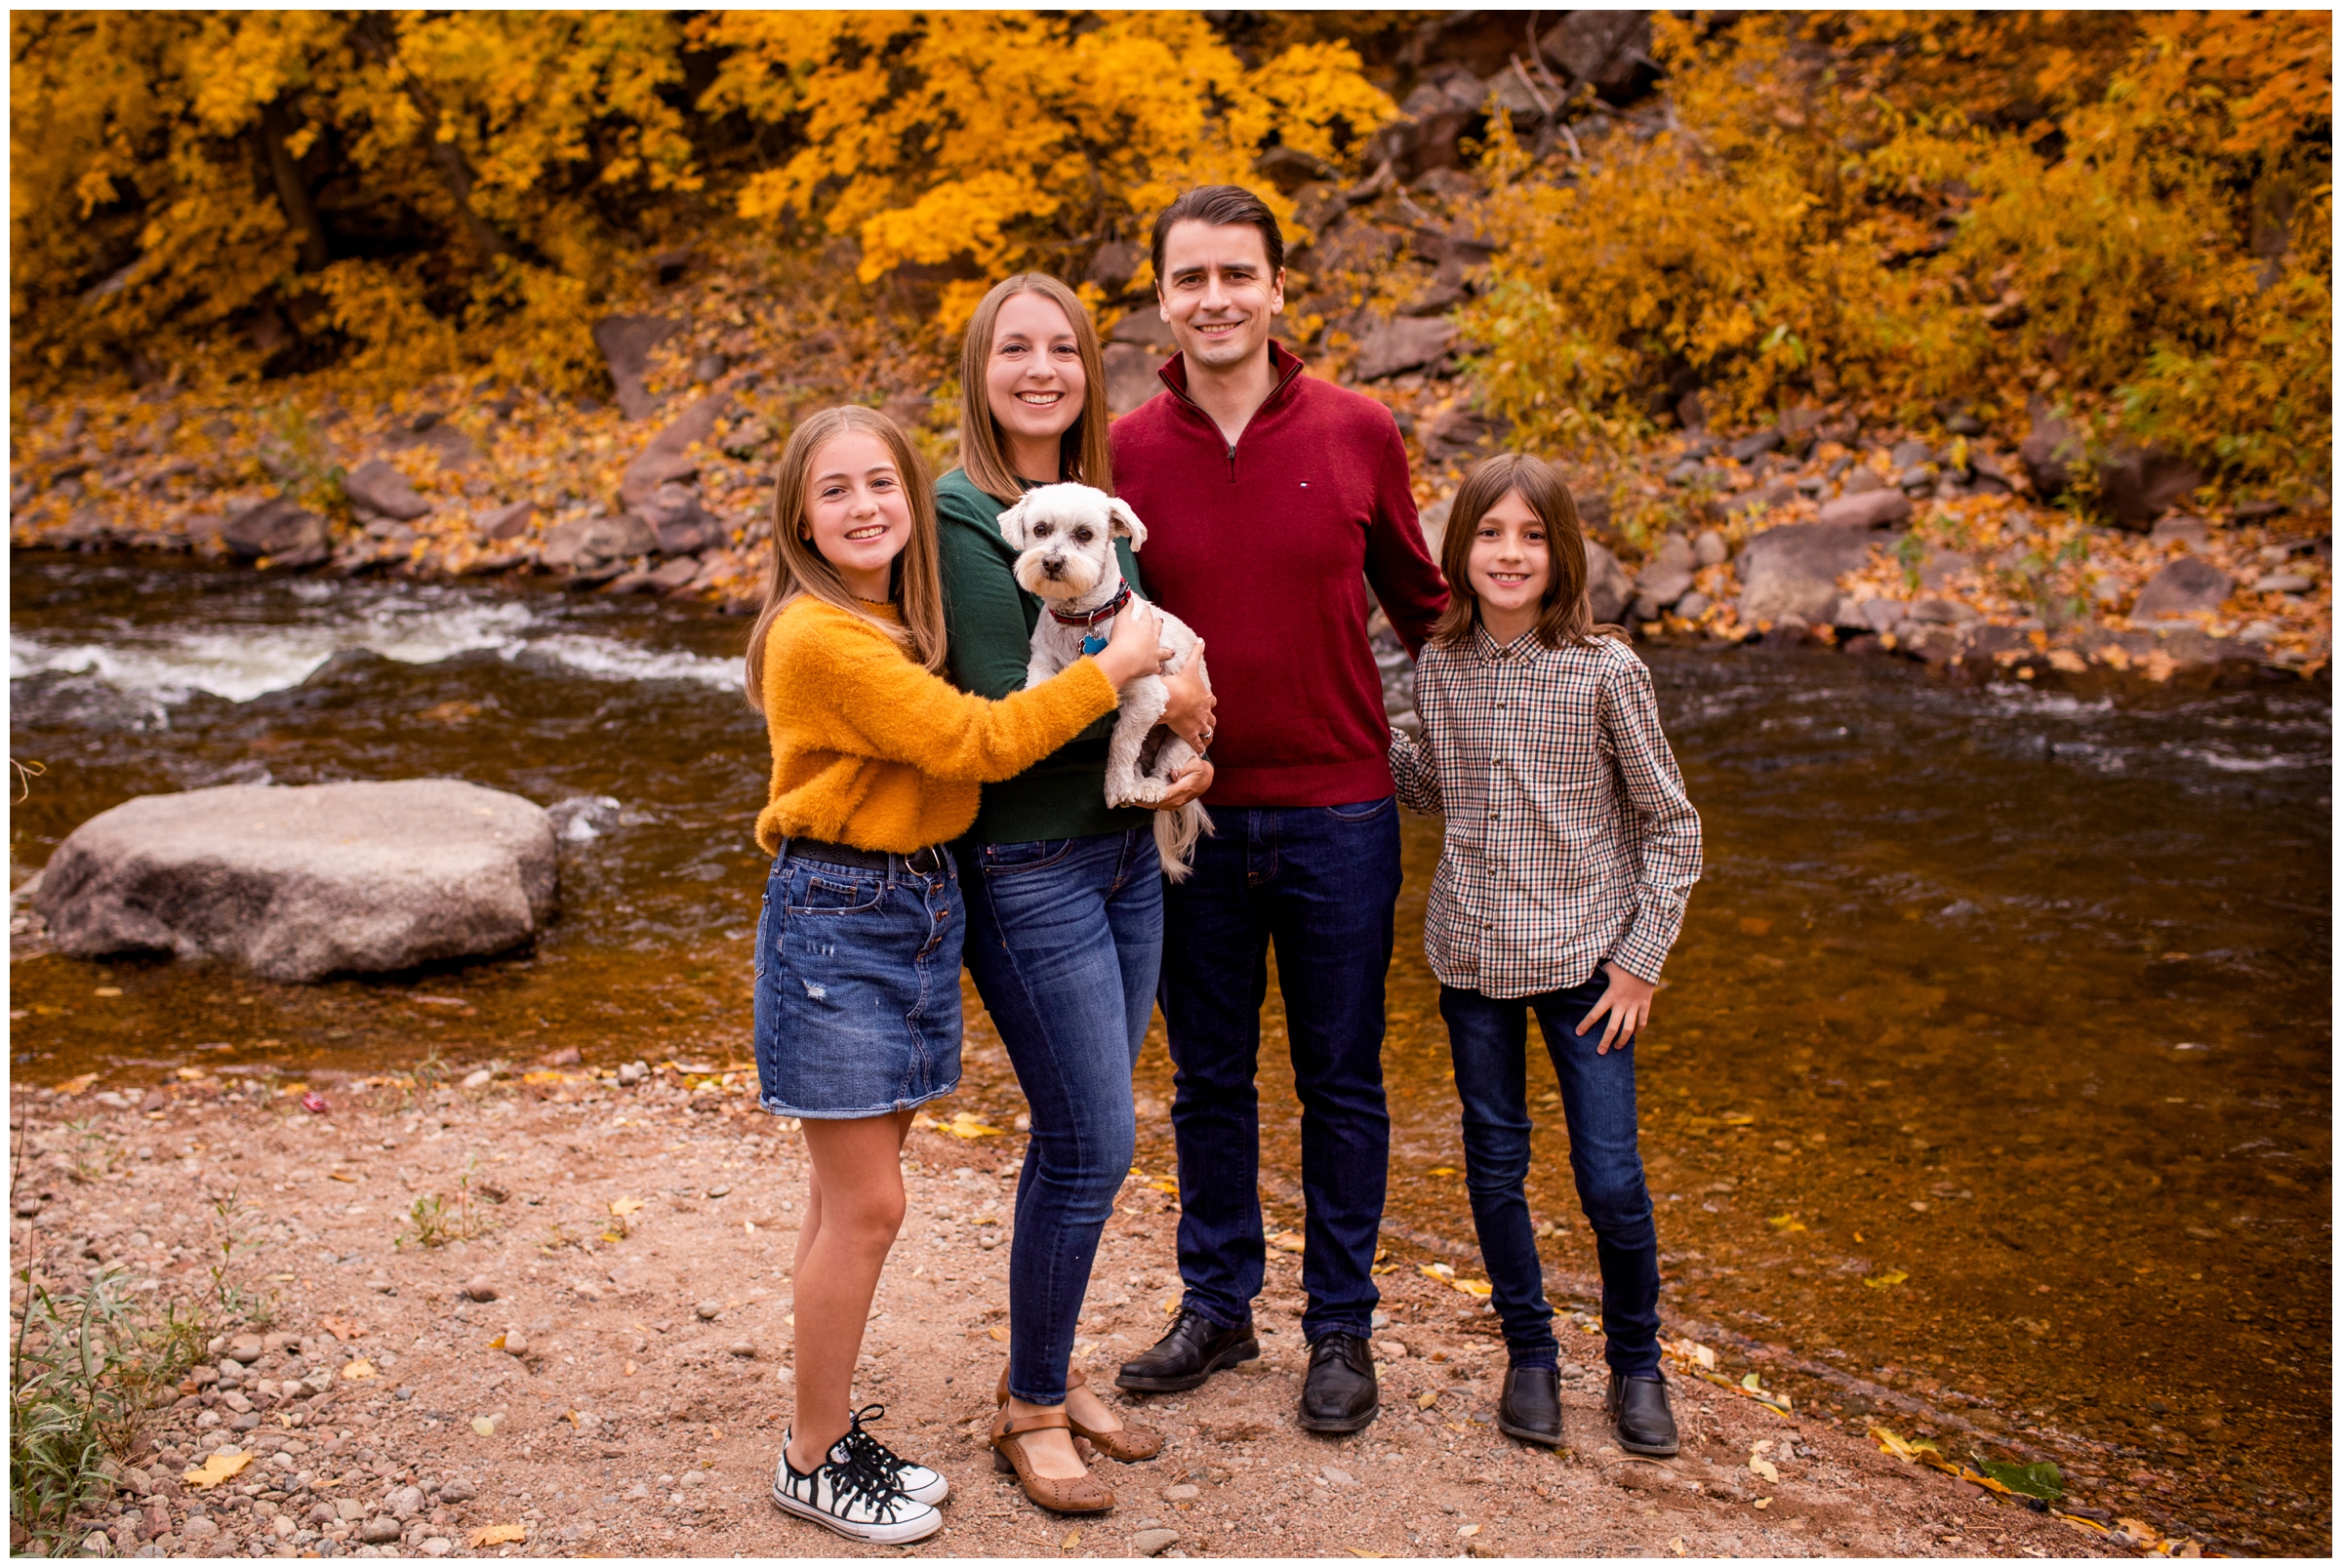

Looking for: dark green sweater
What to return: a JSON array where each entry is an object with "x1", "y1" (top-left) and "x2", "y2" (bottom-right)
[{"x1": 935, "y1": 467, "x2": 1154, "y2": 846}]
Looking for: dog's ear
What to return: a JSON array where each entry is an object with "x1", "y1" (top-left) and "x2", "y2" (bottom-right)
[
  {"x1": 1106, "y1": 498, "x2": 1148, "y2": 550},
  {"x1": 996, "y1": 497, "x2": 1030, "y2": 549}
]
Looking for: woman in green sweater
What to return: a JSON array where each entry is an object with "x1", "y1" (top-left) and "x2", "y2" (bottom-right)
[{"x1": 937, "y1": 274, "x2": 1215, "y2": 1514}]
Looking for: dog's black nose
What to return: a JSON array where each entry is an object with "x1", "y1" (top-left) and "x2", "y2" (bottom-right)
[{"x1": 1043, "y1": 557, "x2": 1063, "y2": 576}]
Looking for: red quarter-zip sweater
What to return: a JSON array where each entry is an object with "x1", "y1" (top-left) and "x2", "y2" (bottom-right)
[{"x1": 1111, "y1": 342, "x2": 1449, "y2": 808}]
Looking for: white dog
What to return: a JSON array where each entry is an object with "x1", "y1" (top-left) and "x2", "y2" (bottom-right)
[{"x1": 996, "y1": 483, "x2": 1212, "y2": 881}]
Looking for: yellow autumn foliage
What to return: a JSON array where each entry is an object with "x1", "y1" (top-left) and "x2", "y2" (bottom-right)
[
  {"x1": 691, "y1": 11, "x2": 1393, "y2": 330},
  {"x1": 12, "y1": 10, "x2": 1394, "y2": 397},
  {"x1": 1468, "y1": 12, "x2": 2331, "y2": 491}
]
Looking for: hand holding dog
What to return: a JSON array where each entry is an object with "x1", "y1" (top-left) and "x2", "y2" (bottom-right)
[
  {"x1": 1153, "y1": 756, "x2": 1214, "y2": 811},
  {"x1": 1161, "y1": 643, "x2": 1216, "y2": 748},
  {"x1": 1092, "y1": 598, "x2": 1168, "y2": 688}
]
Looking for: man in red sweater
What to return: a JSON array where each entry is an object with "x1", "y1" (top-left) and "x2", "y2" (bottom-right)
[{"x1": 1110, "y1": 185, "x2": 1448, "y2": 1434}]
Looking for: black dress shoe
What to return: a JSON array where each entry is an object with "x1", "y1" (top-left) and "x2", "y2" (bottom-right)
[
  {"x1": 1496, "y1": 1364, "x2": 1562, "y2": 1447},
  {"x1": 1298, "y1": 1332, "x2": 1379, "y2": 1432},
  {"x1": 1605, "y1": 1372, "x2": 1679, "y2": 1457},
  {"x1": 1115, "y1": 1307, "x2": 1259, "y2": 1393}
]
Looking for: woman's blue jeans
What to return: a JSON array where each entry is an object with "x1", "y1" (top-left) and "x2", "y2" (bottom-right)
[
  {"x1": 1440, "y1": 975, "x2": 1663, "y2": 1377},
  {"x1": 957, "y1": 827, "x2": 1162, "y2": 1406}
]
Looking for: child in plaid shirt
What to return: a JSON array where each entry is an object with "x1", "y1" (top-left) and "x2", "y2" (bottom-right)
[{"x1": 1389, "y1": 453, "x2": 1702, "y2": 1457}]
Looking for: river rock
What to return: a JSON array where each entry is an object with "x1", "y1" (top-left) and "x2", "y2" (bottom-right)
[
  {"x1": 636, "y1": 483, "x2": 722, "y2": 555},
  {"x1": 1584, "y1": 541, "x2": 1634, "y2": 625},
  {"x1": 220, "y1": 499, "x2": 328, "y2": 563},
  {"x1": 2150, "y1": 514, "x2": 2210, "y2": 550},
  {"x1": 1694, "y1": 529, "x2": 1729, "y2": 567},
  {"x1": 474, "y1": 501, "x2": 534, "y2": 542},
  {"x1": 1541, "y1": 10, "x2": 1653, "y2": 101},
  {"x1": 1633, "y1": 533, "x2": 1698, "y2": 618},
  {"x1": 2132, "y1": 557, "x2": 2233, "y2": 620},
  {"x1": 2019, "y1": 399, "x2": 2086, "y2": 498},
  {"x1": 2096, "y1": 442, "x2": 2205, "y2": 529},
  {"x1": 1736, "y1": 524, "x2": 1877, "y2": 626},
  {"x1": 621, "y1": 391, "x2": 732, "y2": 509},
  {"x1": 1816, "y1": 489, "x2": 1912, "y2": 529},
  {"x1": 546, "y1": 512, "x2": 657, "y2": 575},
  {"x1": 1353, "y1": 316, "x2": 1457, "y2": 381},
  {"x1": 342, "y1": 461, "x2": 431, "y2": 522},
  {"x1": 33, "y1": 781, "x2": 557, "y2": 984}
]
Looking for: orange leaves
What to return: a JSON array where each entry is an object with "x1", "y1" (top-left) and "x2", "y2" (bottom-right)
[{"x1": 691, "y1": 12, "x2": 1392, "y2": 328}]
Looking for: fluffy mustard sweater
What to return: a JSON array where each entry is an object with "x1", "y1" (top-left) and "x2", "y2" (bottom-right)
[{"x1": 753, "y1": 595, "x2": 1119, "y2": 855}]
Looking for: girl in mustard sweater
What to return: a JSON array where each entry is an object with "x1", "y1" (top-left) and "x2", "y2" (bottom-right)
[{"x1": 742, "y1": 406, "x2": 1165, "y2": 1545}]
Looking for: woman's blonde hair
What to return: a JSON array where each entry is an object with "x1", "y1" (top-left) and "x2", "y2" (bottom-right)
[
  {"x1": 957, "y1": 273, "x2": 1115, "y2": 503},
  {"x1": 744, "y1": 405, "x2": 949, "y2": 711},
  {"x1": 1430, "y1": 452, "x2": 1624, "y2": 649}
]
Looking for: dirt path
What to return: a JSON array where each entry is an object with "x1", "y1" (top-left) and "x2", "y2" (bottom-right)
[{"x1": 14, "y1": 1067, "x2": 2143, "y2": 1559}]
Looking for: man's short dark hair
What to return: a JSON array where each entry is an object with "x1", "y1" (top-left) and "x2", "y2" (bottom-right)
[{"x1": 1150, "y1": 184, "x2": 1285, "y2": 289}]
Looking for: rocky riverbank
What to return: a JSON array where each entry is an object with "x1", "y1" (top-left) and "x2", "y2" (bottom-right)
[{"x1": 11, "y1": 1064, "x2": 2187, "y2": 1560}]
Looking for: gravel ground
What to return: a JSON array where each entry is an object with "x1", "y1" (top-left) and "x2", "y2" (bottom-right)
[{"x1": 13, "y1": 1067, "x2": 2136, "y2": 1559}]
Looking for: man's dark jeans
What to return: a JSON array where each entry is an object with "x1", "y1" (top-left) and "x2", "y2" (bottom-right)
[
  {"x1": 1440, "y1": 975, "x2": 1663, "y2": 1377},
  {"x1": 1160, "y1": 797, "x2": 1401, "y2": 1345}
]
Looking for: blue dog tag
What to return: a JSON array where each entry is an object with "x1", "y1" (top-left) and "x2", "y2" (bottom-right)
[{"x1": 1082, "y1": 632, "x2": 1108, "y2": 656}]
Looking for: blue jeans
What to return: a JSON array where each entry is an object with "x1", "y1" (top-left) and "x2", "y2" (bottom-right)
[
  {"x1": 1440, "y1": 975, "x2": 1663, "y2": 1377},
  {"x1": 752, "y1": 846, "x2": 962, "y2": 1119},
  {"x1": 1159, "y1": 798, "x2": 1401, "y2": 1344},
  {"x1": 958, "y1": 828, "x2": 1162, "y2": 1406}
]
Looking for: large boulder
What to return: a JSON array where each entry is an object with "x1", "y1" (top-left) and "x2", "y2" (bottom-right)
[
  {"x1": 1735, "y1": 523, "x2": 1878, "y2": 625},
  {"x1": 620, "y1": 392, "x2": 732, "y2": 509},
  {"x1": 635, "y1": 483, "x2": 723, "y2": 556},
  {"x1": 543, "y1": 512, "x2": 657, "y2": 574},
  {"x1": 593, "y1": 315, "x2": 681, "y2": 422},
  {"x1": 32, "y1": 781, "x2": 557, "y2": 983}
]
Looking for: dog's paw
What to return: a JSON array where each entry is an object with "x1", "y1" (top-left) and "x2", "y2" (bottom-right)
[{"x1": 1127, "y1": 778, "x2": 1167, "y2": 806}]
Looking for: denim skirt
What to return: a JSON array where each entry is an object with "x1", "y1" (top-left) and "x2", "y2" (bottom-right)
[{"x1": 751, "y1": 843, "x2": 963, "y2": 1119}]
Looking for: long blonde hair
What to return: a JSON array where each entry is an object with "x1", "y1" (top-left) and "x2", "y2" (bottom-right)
[
  {"x1": 957, "y1": 274, "x2": 1115, "y2": 503},
  {"x1": 1430, "y1": 452, "x2": 1623, "y2": 649},
  {"x1": 744, "y1": 405, "x2": 949, "y2": 711}
]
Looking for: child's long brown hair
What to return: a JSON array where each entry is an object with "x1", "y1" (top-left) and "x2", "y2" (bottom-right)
[
  {"x1": 744, "y1": 405, "x2": 949, "y2": 712},
  {"x1": 957, "y1": 274, "x2": 1115, "y2": 503},
  {"x1": 1429, "y1": 453, "x2": 1623, "y2": 649}
]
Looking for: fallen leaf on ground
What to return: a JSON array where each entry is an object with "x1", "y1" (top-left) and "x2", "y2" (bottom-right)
[
  {"x1": 989, "y1": 1325, "x2": 1009, "y2": 1342},
  {"x1": 56, "y1": 1073, "x2": 98, "y2": 1096},
  {"x1": 470, "y1": 1524, "x2": 526, "y2": 1548},
  {"x1": 1427, "y1": 1166, "x2": 1458, "y2": 1176},
  {"x1": 1419, "y1": 1263, "x2": 1456, "y2": 1281},
  {"x1": 1272, "y1": 1230, "x2": 1306, "y2": 1254},
  {"x1": 1416, "y1": 1391, "x2": 1440, "y2": 1410},
  {"x1": 1453, "y1": 1278, "x2": 1494, "y2": 1298},
  {"x1": 1766, "y1": 1213, "x2": 1805, "y2": 1231},
  {"x1": 182, "y1": 1451, "x2": 252, "y2": 1489},
  {"x1": 1720, "y1": 1112, "x2": 1756, "y2": 1126},
  {"x1": 939, "y1": 1111, "x2": 1002, "y2": 1140},
  {"x1": 1750, "y1": 1456, "x2": 1780, "y2": 1483},
  {"x1": 1864, "y1": 1269, "x2": 1909, "y2": 1289},
  {"x1": 609, "y1": 1197, "x2": 645, "y2": 1217},
  {"x1": 1669, "y1": 1539, "x2": 1687, "y2": 1556},
  {"x1": 1976, "y1": 1459, "x2": 2064, "y2": 1501},
  {"x1": 470, "y1": 1416, "x2": 500, "y2": 1436},
  {"x1": 519, "y1": 1069, "x2": 575, "y2": 1085},
  {"x1": 340, "y1": 1359, "x2": 375, "y2": 1380},
  {"x1": 329, "y1": 1171, "x2": 359, "y2": 1183},
  {"x1": 1348, "y1": 1549, "x2": 1386, "y2": 1559},
  {"x1": 319, "y1": 1316, "x2": 362, "y2": 1340},
  {"x1": 1458, "y1": 1524, "x2": 1481, "y2": 1537},
  {"x1": 1753, "y1": 1497, "x2": 1773, "y2": 1509},
  {"x1": 1060, "y1": 1529, "x2": 1081, "y2": 1548}
]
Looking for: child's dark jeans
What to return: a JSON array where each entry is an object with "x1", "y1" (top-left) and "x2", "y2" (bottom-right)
[{"x1": 1439, "y1": 973, "x2": 1663, "y2": 1377}]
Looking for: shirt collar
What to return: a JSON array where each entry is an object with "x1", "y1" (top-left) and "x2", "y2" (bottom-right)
[
  {"x1": 1473, "y1": 622, "x2": 1543, "y2": 662},
  {"x1": 1157, "y1": 340, "x2": 1309, "y2": 407}
]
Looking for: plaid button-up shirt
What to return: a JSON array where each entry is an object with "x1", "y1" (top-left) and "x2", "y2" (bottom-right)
[{"x1": 1389, "y1": 627, "x2": 1702, "y2": 998}]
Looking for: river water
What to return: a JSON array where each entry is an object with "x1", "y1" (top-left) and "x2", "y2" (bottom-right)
[{"x1": 10, "y1": 556, "x2": 2331, "y2": 1554}]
